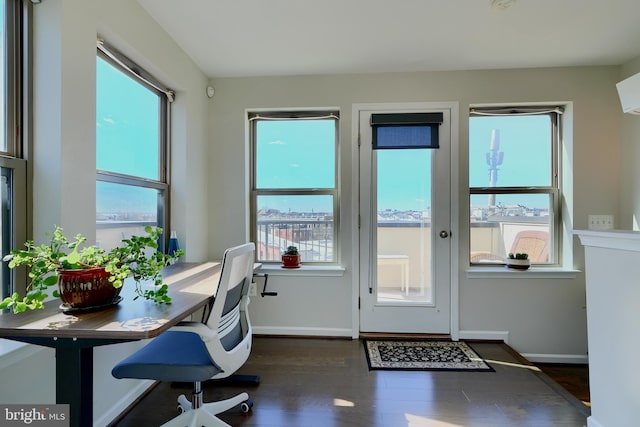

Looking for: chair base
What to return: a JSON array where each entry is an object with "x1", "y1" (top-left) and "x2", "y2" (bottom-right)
[
  {"x1": 209, "y1": 373, "x2": 260, "y2": 386},
  {"x1": 164, "y1": 391, "x2": 250, "y2": 427}
]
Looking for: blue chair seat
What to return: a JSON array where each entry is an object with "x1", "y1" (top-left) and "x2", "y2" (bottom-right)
[
  {"x1": 112, "y1": 243, "x2": 257, "y2": 426},
  {"x1": 112, "y1": 331, "x2": 221, "y2": 383}
]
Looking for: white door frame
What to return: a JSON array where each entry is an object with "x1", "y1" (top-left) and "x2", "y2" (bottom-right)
[{"x1": 350, "y1": 102, "x2": 460, "y2": 340}]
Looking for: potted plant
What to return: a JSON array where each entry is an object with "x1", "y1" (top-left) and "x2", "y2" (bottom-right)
[
  {"x1": 281, "y1": 245, "x2": 301, "y2": 268},
  {"x1": 506, "y1": 252, "x2": 530, "y2": 270},
  {"x1": 0, "y1": 225, "x2": 184, "y2": 313}
]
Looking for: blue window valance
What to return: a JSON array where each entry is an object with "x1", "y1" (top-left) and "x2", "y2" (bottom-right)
[{"x1": 371, "y1": 112, "x2": 443, "y2": 149}]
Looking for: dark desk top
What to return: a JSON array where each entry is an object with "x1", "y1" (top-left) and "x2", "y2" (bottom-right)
[{"x1": 0, "y1": 262, "x2": 221, "y2": 341}]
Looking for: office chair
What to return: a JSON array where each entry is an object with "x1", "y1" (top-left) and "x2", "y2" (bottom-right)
[
  {"x1": 112, "y1": 242, "x2": 257, "y2": 427},
  {"x1": 510, "y1": 230, "x2": 549, "y2": 262}
]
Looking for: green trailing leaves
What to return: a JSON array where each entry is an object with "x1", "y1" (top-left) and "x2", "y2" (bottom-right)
[{"x1": 2, "y1": 226, "x2": 184, "y2": 313}]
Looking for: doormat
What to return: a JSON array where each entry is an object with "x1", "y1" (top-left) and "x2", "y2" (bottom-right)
[{"x1": 364, "y1": 340, "x2": 494, "y2": 371}]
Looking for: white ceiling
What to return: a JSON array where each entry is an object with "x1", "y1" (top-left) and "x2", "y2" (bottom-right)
[{"x1": 137, "y1": 0, "x2": 640, "y2": 79}]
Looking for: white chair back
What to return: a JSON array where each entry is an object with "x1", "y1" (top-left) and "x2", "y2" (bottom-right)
[{"x1": 204, "y1": 242, "x2": 255, "y2": 376}]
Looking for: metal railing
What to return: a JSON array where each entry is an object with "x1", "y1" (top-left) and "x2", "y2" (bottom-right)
[{"x1": 256, "y1": 219, "x2": 334, "y2": 262}]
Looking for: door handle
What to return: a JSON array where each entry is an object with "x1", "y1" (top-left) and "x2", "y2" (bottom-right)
[{"x1": 439, "y1": 230, "x2": 450, "y2": 238}]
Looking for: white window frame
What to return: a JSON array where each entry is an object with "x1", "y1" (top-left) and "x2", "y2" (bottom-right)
[
  {"x1": 469, "y1": 106, "x2": 563, "y2": 267},
  {"x1": 2, "y1": 0, "x2": 28, "y2": 301},
  {"x1": 95, "y1": 40, "x2": 173, "y2": 251},
  {"x1": 249, "y1": 110, "x2": 340, "y2": 264}
]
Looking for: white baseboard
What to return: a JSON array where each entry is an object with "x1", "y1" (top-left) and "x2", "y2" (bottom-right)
[
  {"x1": 522, "y1": 353, "x2": 589, "y2": 364},
  {"x1": 587, "y1": 416, "x2": 605, "y2": 427},
  {"x1": 94, "y1": 380, "x2": 154, "y2": 427},
  {"x1": 458, "y1": 330, "x2": 510, "y2": 343},
  {"x1": 253, "y1": 326, "x2": 353, "y2": 338},
  {"x1": 457, "y1": 332, "x2": 588, "y2": 364}
]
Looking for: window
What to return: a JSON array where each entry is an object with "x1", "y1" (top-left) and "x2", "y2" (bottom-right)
[
  {"x1": 96, "y1": 40, "x2": 173, "y2": 251},
  {"x1": 469, "y1": 106, "x2": 562, "y2": 266},
  {"x1": 1, "y1": 0, "x2": 27, "y2": 303},
  {"x1": 250, "y1": 111, "x2": 339, "y2": 264}
]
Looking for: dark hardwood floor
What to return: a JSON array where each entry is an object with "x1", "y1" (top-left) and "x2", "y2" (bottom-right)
[
  {"x1": 534, "y1": 363, "x2": 590, "y2": 407},
  {"x1": 110, "y1": 337, "x2": 589, "y2": 427}
]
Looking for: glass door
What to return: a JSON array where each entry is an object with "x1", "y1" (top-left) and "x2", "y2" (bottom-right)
[{"x1": 358, "y1": 106, "x2": 451, "y2": 334}]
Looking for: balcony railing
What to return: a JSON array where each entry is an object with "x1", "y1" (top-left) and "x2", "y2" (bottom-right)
[
  {"x1": 256, "y1": 216, "x2": 550, "y2": 265},
  {"x1": 256, "y1": 219, "x2": 333, "y2": 262},
  {"x1": 95, "y1": 217, "x2": 549, "y2": 265}
]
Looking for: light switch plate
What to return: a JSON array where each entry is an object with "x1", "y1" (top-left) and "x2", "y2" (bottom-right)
[{"x1": 588, "y1": 214, "x2": 614, "y2": 230}]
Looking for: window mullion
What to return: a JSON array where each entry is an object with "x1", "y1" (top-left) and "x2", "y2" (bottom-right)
[
  {"x1": 96, "y1": 170, "x2": 168, "y2": 191},
  {"x1": 470, "y1": 187, "x2": 556, "y2": 194}
]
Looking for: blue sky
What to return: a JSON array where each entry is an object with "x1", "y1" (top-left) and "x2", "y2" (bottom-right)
[
  {"x1": 469, "y1": 115, "x2": 552, "y2": 210},
  {"x1": 96, "y1": 57, "x2": 159, "y2": 179},
  {"x1": 256, "y1": 119, "x2": 335, "y2": 189},
  {"x1": 377, "y1": 149, "x2": 431, "y2": 212},
  {"x1": 469, "y1": 115, "x2": 551, "y2": 188},
  {"x1": 256, "y1": 119, "x2": 335, "y2": 213}
]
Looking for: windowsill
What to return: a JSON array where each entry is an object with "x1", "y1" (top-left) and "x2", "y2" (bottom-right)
[
  {"x1": 257, "y1": 264, "x2": 346, "y2": 277},
  {"x1": 466, "y1": 266, "x2": 580, "y2": 279}
]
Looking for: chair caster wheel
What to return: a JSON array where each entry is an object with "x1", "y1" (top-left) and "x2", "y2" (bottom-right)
[
  {"x1": 177, "y1": 403, "x2": 191, "y2": 414},
  {"x1": 240, "y1": 399, "x2": 253, "y2": 413},
  {"x1": 177, "y1": 394, "x2": 192, "y2": 414}
]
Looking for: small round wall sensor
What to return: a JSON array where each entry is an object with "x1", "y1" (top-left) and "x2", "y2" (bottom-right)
[{"x1": 206, "y1": 86, "x2": 215, "y2": 98}]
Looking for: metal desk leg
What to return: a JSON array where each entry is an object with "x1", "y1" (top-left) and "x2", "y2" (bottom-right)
[{"x1": 56, "y1": 346, "x2": 93, "y2": 427}]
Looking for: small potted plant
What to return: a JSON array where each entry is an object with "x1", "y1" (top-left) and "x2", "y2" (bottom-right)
[
  {"x1": 0, "y1": 225, "x2": 184, "y2": 313},
  {"x1": 506, "y1": 252, "x2": 530, "y2": 270},
  {"x1": 282, "y1": 245, "x2": 301, "y2": 268}
]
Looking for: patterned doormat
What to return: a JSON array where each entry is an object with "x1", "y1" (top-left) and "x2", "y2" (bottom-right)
[{"x1": 364, "y1": 340, "x2": 494, "y2": 371}]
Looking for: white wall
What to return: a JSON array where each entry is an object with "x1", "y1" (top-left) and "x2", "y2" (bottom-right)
[
  {"x1": 619, "y1": 56, "x2": 640, "y2": 229},
  {"x1": 577, "y1": 231, "x2": 640, "y2": 427},
  {"x1": 579, "y1": 58, "x2": 640, "y2": 427},
  {"x1": 208, "y1": 66, "x2": 623, "y2": 360},
  {"x1": 0, "y1": 1, "x2": 210, "y2": 425},
  {"x1": 32, "y1": 0, "x2": 97, "y2": 239}
]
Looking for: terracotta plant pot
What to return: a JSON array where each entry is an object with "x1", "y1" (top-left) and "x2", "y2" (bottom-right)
[
  {"x1": 57, "y1": 267, "x2": 121, "y2": 309},
  {"x1": 281, "y1": 254, "x2": 301, "y2": 268}
]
